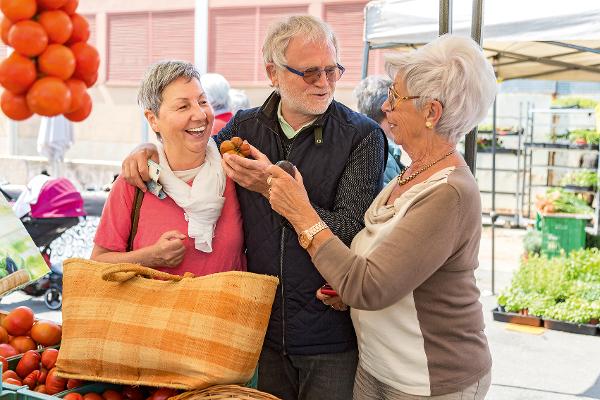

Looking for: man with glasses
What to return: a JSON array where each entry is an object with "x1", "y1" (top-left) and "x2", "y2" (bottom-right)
[{"x1": 120, "y1": 15, "x2": 386, "y2": 399}]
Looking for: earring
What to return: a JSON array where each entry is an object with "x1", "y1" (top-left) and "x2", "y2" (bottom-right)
[{"x1": 425, "y1": 121, "x2": 433, "y2": 129}]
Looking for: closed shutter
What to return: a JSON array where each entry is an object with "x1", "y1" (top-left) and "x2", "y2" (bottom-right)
[
  {"x1": 150, "y1": 10, "x2": 194, "y2": 64},
  {"x1": 208, "y1": 8, "x2": 257, "y2": 82},
  {"x1": 256, "y1": 6, "x2": 308, "y2": 81},
  {"x1": 107, "y1": 13, "x2": 149, "y2": 82},
  {"x1": 324, "y1": 2, "x2": 385, "y2": 83},
  {"x1": 84, "y1": 14, "x2": 96, "y2": 46}
]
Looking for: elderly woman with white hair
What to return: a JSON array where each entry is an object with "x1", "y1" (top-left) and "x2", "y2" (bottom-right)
[
  {"x1": 266, "y1": 34, "x2": 496, "y2": 399},
  {"x1": 200, "y1": 72, "x2": 233, "y2": 135},
  {"x1": 354, "y1": 76, "x2": 404, "y2": 184}
]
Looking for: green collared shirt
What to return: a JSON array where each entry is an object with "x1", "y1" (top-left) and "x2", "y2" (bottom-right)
[{"x1": 277, "y1": 101, "x2": 317, "y2": 139}]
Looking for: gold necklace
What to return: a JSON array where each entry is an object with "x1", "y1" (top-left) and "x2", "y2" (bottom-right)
[{"x1": 397, "y1": 150, "x2": 455, "y2": 186}]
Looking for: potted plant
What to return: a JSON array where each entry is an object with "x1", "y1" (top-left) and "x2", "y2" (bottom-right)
[
  {"x1": 560, "y1": 171, "x2": 599, "y2": 192},
  {"x1": 551, "y1": 97, "x2": 598, "y2": 109}
]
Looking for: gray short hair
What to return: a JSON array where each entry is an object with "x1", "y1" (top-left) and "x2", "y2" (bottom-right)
[
  {"x1": 262, "y1": 15, "x2": 340, "y2": 69},
  {"x1": 354, "y1": 75, "x2": 392, "y2": 124},
  {"x1": 137, "y1": 60, "x2": 201, "y2": 116},
  {"x1": 200, "y1": 73, "x2": 230, "y2": 115},
  {"x1": 229, "y1": 88, "x2": 250, "y2": 114},
  {"x1": 385, "y1": 34, "x2": 497, "y2": 144}
]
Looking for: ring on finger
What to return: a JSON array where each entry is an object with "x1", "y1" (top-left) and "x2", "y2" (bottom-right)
[{"x1": 267, "y1": 176, "x2": 272, "y2": 186}]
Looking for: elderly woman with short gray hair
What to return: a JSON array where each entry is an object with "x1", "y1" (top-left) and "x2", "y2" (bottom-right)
[
  {"x1": 354, "y1": 76, "x2": 404, "y2": 184},
  {"x1": 92, "y1": 60, "x2": 245, "y2": 277},
  {"x1": 266, "y1": 34, "x2": 496, "y2": 399}
]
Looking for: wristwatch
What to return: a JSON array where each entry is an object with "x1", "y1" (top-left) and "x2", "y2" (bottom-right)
[{"x1": 298, "y1": 221, "x2": 328, "y2": 249}]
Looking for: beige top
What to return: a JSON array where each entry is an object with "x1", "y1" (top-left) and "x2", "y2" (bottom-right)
[{"x1": 313, "y1": 166, "x2": 491, "y2": 396}]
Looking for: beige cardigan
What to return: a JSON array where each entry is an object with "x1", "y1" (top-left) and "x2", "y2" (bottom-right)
[{"x1": 312, "y1": 166, "x2": 491, "y2": 396}]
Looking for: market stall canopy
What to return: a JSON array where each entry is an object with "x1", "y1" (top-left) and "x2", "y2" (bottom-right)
[{"x1": 364, "y1": 0, "x2": 600, "y2": 81}]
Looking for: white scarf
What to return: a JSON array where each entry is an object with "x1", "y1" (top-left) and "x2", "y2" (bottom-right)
[{"x1": 157, "y1": 138, "x2": 226, "y2": 252}]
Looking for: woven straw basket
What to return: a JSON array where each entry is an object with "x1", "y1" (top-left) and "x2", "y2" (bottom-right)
[
  {"x1": 170, "y1": 385, "x2": 280, "y2": 399},
  {"x1": 56, "y1": 259, "x2": 279, "y2": 390}
]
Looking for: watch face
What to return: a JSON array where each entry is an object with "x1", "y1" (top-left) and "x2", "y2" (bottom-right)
[{"x1": 299, "y1": 233, "x2": 310, "y2": 249}]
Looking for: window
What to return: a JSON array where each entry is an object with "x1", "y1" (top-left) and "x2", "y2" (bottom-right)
[
  {"x1": 107, "y1": 10, "x2": 194, "y2": 83},
  {"x1": 208, "y1": 5, "x2": 308, "y2": 83}
]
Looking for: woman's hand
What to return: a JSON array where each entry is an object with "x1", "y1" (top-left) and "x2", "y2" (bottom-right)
[
  {"x1": 221, "y1": 144, "x2": 272, "y2": 197},
  {"x1": 150, "y1": 230, "x2": 186, "y2": 267},
  {"x1": 267, "y1": 164, "x2": 320, "y2": 232},
  {"x1": 121, "y1": 143, "x2": 159, "y2": 191},
  {"x1": 316, "y1": 288, "x2": 348, "y2": 312}
]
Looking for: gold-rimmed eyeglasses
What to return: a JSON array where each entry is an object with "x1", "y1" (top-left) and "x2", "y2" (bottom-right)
[{"x1": 387, "y1": 85, "x2": 420, "y2": 111}]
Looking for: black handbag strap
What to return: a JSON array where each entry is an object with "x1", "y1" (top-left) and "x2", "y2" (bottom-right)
[{"x1": 126, "y1": 187, "x2": 144, "y2": 252}]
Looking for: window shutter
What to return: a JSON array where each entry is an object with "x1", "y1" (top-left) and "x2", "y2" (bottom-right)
[
  {"x1": 256, "y1": 6, "x2": 308, "y2": 81},
  {"x1": 324, "y1": 2, "x2": 385, "y2": 83},
  {"x1": 84, "y1": 14, "x2": 96, "y2": 46},
  {"x1": 208, "y1": 8, "x2": 257, "y2": 82},
  {"x1": 150, "y1": 10, "x2": 194, "y2": 64},
  {"x1": 107, "y1": 13, "x2": 149, "y2": 82}
]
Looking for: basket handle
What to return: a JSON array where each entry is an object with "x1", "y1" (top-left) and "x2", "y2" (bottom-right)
[{"x1": 101, "y1": 265, "x2": 193, "y2": 283}]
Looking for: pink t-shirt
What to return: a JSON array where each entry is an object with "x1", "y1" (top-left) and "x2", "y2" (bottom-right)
[{"x1": 94, "y1": 175, "x2": 246, "y2": 276}]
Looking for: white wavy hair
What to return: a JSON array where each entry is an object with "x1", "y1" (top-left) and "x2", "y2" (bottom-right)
[
  {"x1": 385, "y1": 34, "x2": 497, "y2": 144},
  {"x1": 262, "y1": 15, "x2": 340, "y2": 69},
  {"x1": 200, "y1": 73, "x2": 231, "y2": 115}
]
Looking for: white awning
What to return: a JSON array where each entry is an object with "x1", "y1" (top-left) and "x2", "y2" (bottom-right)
[{"x1": 364, "y1": 0, "x2": 600, "y2": 81}]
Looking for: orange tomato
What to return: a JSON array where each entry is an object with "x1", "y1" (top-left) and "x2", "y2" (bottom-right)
[
  {"x1": 23, "y1": 369, "x2": 40, "y2": 389},
  {"x1": 0, "y1": 326, "x2": 9, "y2": 343},
  {"x1": 38, "y1": 10, "x2": 73, "y2": 44},
  {"x1": 16, "y1": 350, "x2": 40, "y2": 378},
  {"x1": 70, "y1": 42, "x2": 99, "y2": 83},
  {"x1": 1, "y1": 91, "x2": 33, "y2": 121},
  {"x1": 2, "y1": 307, "x2": 35, "y2": 336},
  {"x1": 9, "y1": 336, "x2": 37, "y2": 354},
  {"x1": 8, "y1": 20, "x2": 48, "y2": 57},
  {"x1": 0, "y1": 344, "x2": 17, "y2": 358},
  {"x1": 64, "y1": 394, "x2": 83, "y2": 400},
  {"x1": 67, "y1": 378, "x2": 84, "y2": 389},
  {"x1": 83, "y1": 393, "x2": 104, "y2": 400},
  {"x1": 82, "y1": 71, "x2": 98, "y2": 88},
  {"x1": 2, "y1": 370, "x2": 19, "y2": 381},
  {"x1": 0, "y1": 0, "x2": 37, "y2": 23},
  {"x1": 35, "y1": 385, "x2": 48, "y2": 393},
  {"x1": 0, "y1": 52, "x2": 37, "y2": 94},
  {"x1": 0, "y1": 356, "x2": 7, "y2": 374},
  {"x1": 66, "y1": 13, "x2": 89, "y2": 44},
  {"x1": 37, "y1": 0, "x2": 69, "y2": 11},
  {"x1": 102, "y1": 390, "x2": 123, "y2": 400},
  {"x1": 3, "y1": 377, "x2": 22, "y2": 386},
  {"x1": 65, "y1": 78, "x2": 86, "y2": 113},
  {"x1": 64, "y1": 91, "x2": 91, "y2": 122},
  {"x1": 60, "y1": 0, "x2": 78, "y2": 15},
  {"x1": 1, "y1": 18, "x2": 13, "y2": 46},
  {"x1": 38, "y1": 44, "x2": 76, "y2": 80},
  {"x1": 31, "y1": 321, "x2": 62, "y2": 347},
  {"x1": 26, "y1": 77, "x2": 72, "y2": 117},
  {"x1": 41, "y1": 348, "x2": 59, "y2": 370},
  {"x1": 45, "y1": 368, "x2": 67, "y2": 395}
]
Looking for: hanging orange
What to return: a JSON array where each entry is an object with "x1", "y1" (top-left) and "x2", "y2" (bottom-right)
[
  {"x1": 0, "y1": 0, "x2": 37, "y2": 23},
  {"x1": 8, "y1": 20, "x2": 48, "y2": 57},
  {"x1": 66, "y1": 14, "x2": 89, "y2": 45},
  {"x1": 70, "y1": 42, "x2": 99, "y2": 82},
  {"x1": 1, "y1": 18, "x2": 13, "y2": 46},
  {"x1": 26, "y1": 77, "x2": 72, "y2": 117},
  {"x1": 38, "y1": 10, "x2": 73, "y2": 44},
  {"x1": 38, "y1": 44, "x2": 76, "y2": 80},
  {"x1": 64, "y1": 78, "x2": 86, "y2": 113},
  {"x1": 37, "y1": 0, "x2": 69, "y2": 11},
  {"x1": 1, "y1": 90, "x2": 33, "y2": 121},
  {"x1": 60, "y1": 0, "x2": 78, "y2": 16},
  {"x1": 64, "y1": 90, "x2": 91, "y2": 122},
  {"x1": 0, "y1": 52, "x2": 37, "y2": 94}
]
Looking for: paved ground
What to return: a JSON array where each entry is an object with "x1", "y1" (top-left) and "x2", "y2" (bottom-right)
[{"x1": 1, "y1": 226, "x2": 598, "y2": 399}]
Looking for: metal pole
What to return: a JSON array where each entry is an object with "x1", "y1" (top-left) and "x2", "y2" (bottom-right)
[
  {"x1": 361, "y1": 42, "x2": 370, "y2": 79},
  {"x1": 439, "y1": 0, "x2": 452, "y2": 35},
  {"x1": 491, "y1": 96, "x2": 497, "y2": 295},
  {"x1": 194, "y1": 0, "x2": 208, "y2": 74},
  {"x1": 465, "y1": 0, "x2": 485, "y2": 175},
  {"x1": 515, "y1": 102, "x2": 523, "y2": 227}
]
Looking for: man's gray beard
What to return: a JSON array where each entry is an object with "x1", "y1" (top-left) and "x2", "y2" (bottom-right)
[{"x1": 277, "y1": 83, "x2": 333, "y2": 117}]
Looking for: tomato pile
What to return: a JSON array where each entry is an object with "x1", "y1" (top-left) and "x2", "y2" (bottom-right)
[
  {"x1": 0, "y1": 0, "x2": 98, "y2": 121},
  {"x1": 0, "y1": 306, "x2": 62, "y2": 358}
]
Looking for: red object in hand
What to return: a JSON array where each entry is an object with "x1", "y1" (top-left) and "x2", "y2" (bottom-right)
[{"x1": 321, "y1": 284, "x2": 338, "y2": 297}]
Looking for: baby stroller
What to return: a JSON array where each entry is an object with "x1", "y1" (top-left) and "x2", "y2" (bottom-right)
[{"x1": 3, "y1": 176, "x2": 86, "y2": 309}]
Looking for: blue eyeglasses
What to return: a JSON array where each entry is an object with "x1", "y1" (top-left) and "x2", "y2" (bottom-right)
[{"x1": 283, "y1": 64, "x2": 345, "y2": 84}]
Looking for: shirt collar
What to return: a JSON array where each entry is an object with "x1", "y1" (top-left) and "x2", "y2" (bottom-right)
[{"x1": 277, "y1": 101, "x2": 318, "y2": 139}]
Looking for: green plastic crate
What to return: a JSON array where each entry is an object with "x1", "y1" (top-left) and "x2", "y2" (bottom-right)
[{"x1": 536, "y1": 213, "x2": 590, "y2": 257}]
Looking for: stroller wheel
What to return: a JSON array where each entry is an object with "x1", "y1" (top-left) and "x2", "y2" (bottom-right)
[{"x1": 44, "y1": 288, "x2": 62, "y2": 310}]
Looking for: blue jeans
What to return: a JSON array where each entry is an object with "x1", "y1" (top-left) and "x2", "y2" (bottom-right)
[{"x1": 258, "y1": 346, "x2": 358, "y2": 400}]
